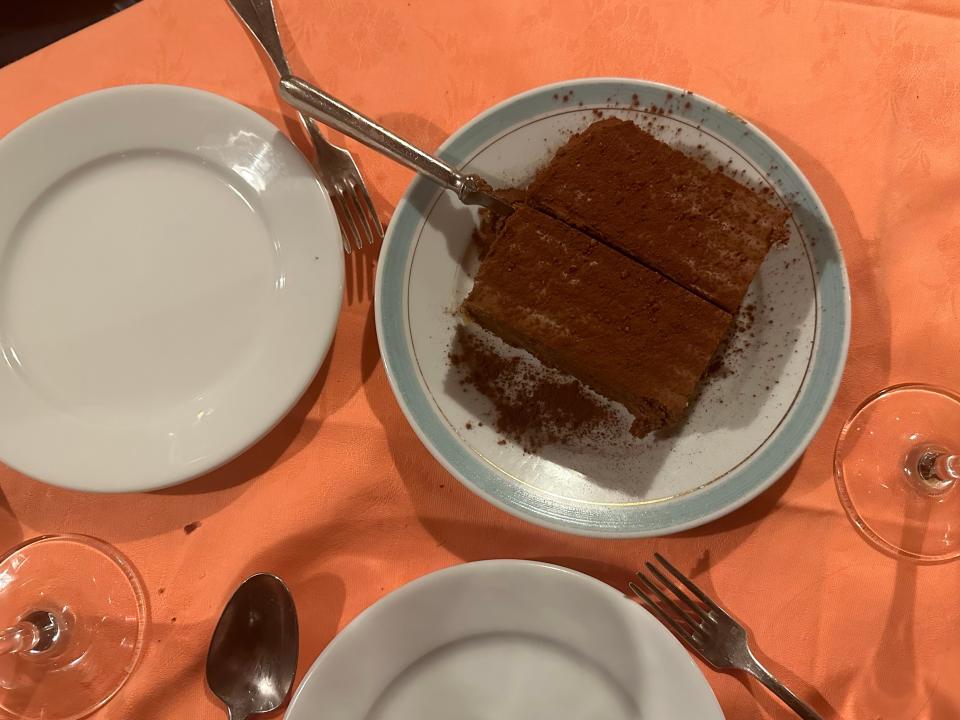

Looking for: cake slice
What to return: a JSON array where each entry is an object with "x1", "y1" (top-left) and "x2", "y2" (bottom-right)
[
  {"x1": 463, "y1": 206, "x2": 732, "y2": 435},
  {"x1": 527, "y1": 117, "x2": 790, "y2": 313}
]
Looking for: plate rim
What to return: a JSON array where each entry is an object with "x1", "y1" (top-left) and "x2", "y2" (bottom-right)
[
  {"x1": 0, "y1": 83, "x2": 344, "y2": 492},
  {"x1": 285, "y1": 558, "x2": 724, "y2": 719},
  {"x1": 376, "y1": 77, "x2": 851, "y2": 537}
]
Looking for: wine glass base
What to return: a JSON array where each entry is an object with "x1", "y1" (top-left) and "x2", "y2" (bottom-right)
[
  {"x1": 0, "y1": 535, "x2": 146, "y2": 720},
  {"x1": 835, "y1": 384, "x2": 960, "y2": 563}
]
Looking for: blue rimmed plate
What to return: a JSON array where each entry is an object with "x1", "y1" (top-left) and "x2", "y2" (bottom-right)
[{"x1": 376, "y1": 78, "x2": 849, "y2": 537}]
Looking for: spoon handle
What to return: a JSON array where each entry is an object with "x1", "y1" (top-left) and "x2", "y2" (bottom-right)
[{"x1": 278, "y1": 75, "x2": 466, "y2": 195}]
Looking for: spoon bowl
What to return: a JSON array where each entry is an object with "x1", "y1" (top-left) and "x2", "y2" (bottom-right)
[{"x1": 206, "y1": 573, "x2": 299, "y2": 720}]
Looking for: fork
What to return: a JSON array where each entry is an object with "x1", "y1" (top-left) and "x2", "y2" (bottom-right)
[
  {"x1": 279, "y1": 76, "x2": 512, "y2": 215},
  {"x1": 226, "y1": 0, "x2": 382, "y2": 253},
  {"x1": 630, "y1": 553, "x2": 823, "y2": 720}
]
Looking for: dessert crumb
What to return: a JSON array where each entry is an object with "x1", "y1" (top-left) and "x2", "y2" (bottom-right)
[{"x1": 449, "y1": 326, "x2": 617, "y2": 452}]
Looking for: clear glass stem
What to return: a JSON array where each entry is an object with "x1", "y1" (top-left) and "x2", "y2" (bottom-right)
[
  {"x1": 908, "y1": 445, "x2": 957, "y2": 495},
  {"x1": 934, "y1": 454, "x2": 959, "y2": 481},
  {"x1": 0, "y1": 535, "x2": 144, "y2": 720},
  {"x1": 835, "y1": 384, "x2": 960, "y2": 562},
  {"x1": 0, "y1": 621, "x2": 39, "y2": 656}
]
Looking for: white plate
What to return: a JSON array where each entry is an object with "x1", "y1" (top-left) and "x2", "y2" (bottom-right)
[
  {"x1": 376, "y1": 78, "x2": 850, "y2": 536},
  {"x1": 286, "y1": 560, "x2": 724, "y2": 719},
  {"x1": 0, "y1": 85, "x2": 343, "y2": 492}
]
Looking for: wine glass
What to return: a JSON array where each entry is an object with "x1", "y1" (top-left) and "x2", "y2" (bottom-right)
[
  {"x1": 835, "y1": 383, "x2": 960, "y2": 562},
  {"x1": 0, "y1": 534, "x2": 146, "y2": 719}
]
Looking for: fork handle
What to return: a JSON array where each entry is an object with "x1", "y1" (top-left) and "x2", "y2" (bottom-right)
[
  {"x1": 278, "y1": 75, "x2": 467, "y2": 195},
  {"x1": 228, "y1": 0, "x2": 292, "y2": 76},
  {"x1": 745, "y1": 656, "x2": 823, "y2": 720}
]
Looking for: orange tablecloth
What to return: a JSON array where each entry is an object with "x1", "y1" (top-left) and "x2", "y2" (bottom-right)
[{"x1": 2, "y1": 0, "x2": 959, "y2": 717}]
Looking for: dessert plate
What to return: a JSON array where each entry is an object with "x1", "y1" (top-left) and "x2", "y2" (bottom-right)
[
  {"x1": 285, "y1": 560, "x2": 724, "y2": 719},
  {"x1": 376, "y1": 78, "x2": 849, "y2": 536},
  {"x1": 0, "y1": 85, "x2": 343, "y2": 491}
]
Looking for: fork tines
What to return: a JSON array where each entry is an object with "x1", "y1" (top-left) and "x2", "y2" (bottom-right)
[
  {"x1": 628, "y1": 552, "x2": 720, "y2": 645},
  {"x1": 300, "y1": 117, "x2": 383, "y2": 254},
  {"x1": 630, "y1": 554, "x2": 825, "y2": 719},
  {"x1": 329, "y1": 174, "x2": 383, "y2": 254}
]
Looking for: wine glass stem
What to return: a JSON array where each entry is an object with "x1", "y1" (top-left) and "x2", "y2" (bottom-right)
[
  {"x1": 0, "y1": 621, "x2": 39, "y2": 656},
  {"x1": 921, "y1": 451, "x2": 959, "y2": 481},
  {"x1": 914, "y1": 447, "x2": 959, "y2": 494},
  {"x1": 936, "y1": 454, "x2": 959, "y2": 480}
]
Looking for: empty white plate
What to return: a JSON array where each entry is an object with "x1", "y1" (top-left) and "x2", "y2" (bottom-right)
[
  {"x1": 286, "y1": 560, "x2": 724, "y2": 719},
  {"x1": 0, "y1": 85, "x2": 343, "y2": 492}
]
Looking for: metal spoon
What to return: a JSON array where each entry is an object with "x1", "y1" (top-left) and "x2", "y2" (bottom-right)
[
  {"x1": 278, "y1": 74, "x2": 514, "y2": 215},
  {"x1": 206, "y1": 573, "x2": 299, "y2": 720}
]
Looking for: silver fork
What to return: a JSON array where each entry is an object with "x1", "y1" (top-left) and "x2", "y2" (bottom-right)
[
  {"x1": 630, "y1": 553, "x2": 823, "y2": 720},
  {"x1": 226, "y1": 0, "x2": 382, "y2": 253}
]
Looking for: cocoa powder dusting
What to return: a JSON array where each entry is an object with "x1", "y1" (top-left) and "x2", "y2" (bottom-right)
[
  {"x1": 460, "y1": 118, "x2": 785, "y2": 443},
  {"x1": 449, "y1": 326, "x2": 616, "y2": 452}
]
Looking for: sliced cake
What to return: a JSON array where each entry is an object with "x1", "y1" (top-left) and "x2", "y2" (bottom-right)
[
  {"x1": 464, "y1": 206, "x2": 732, "y2": 435},
  {"x1": 527, "y1": 117, "x2": 790, "y2": 313}
]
